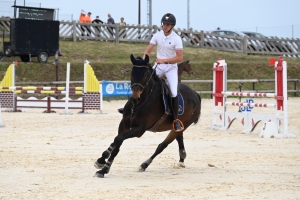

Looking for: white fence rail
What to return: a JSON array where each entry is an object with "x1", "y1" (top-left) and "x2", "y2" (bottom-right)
[
  {"x1": 1, "y1": 18, "x2": 300, "y2": 57},
  {"x1": 14, "y1": 79, "x2": 300, "y2": 97}
]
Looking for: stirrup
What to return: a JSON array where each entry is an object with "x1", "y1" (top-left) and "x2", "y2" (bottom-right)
[{"x1": 172, "y1": 119, "x2": 184, "y2": 132}]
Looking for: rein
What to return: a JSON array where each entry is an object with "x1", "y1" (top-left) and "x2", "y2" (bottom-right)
[{"x1": 130, "y1": 64, "x2": 158, "y2": 111}]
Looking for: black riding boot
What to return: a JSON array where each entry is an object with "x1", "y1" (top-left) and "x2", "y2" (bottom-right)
[{"x1": 172, "y1": 96, "x2": 184, "y2": 132}]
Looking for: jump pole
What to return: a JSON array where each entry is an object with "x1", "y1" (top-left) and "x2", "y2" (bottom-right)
[{"x1": 207, "y1": 57, "x2": 295, "y2": 138}]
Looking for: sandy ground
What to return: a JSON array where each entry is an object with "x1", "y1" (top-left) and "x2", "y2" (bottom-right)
[{"x1": 0, "y1": 98, "x2": 300, "y2": 200}]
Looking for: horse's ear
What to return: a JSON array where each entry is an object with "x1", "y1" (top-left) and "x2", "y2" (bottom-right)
[
  {"x1": 187, "y1": 60, "x2": 190, "y2": 63},
  {"x1": 130, "y1": 54, "x2": 136, "y2": 65},
  {"x1": 144, "y1": 54, "x2": 149, "y2": 64}
]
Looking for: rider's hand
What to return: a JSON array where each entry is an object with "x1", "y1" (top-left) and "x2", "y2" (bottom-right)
[{"x1": 156, "y1": 58, "x2": 165, "y2": 64}]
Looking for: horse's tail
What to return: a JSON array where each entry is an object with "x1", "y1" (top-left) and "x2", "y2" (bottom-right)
[{"x1": 193, "y1": 92, "x2": 201, "y2": 125}]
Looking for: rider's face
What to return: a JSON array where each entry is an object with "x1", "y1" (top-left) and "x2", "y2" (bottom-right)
[{"x1": 162, "y1": 23, "x2": 173, "y2": 33}]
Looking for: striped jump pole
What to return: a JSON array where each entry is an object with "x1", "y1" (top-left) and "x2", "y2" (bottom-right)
[
  {"x1": 207, "y1": 57, "x2": 295, "y2": 138},
  {"x1": 2, "y1": 86, "x2": 83, "y2": 91},
  {"x1": 1, "y1": 61, "x2": 103, "y2": 114}
]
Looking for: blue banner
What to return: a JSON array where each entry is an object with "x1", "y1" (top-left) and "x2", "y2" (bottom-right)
[
  {"x1": 240, "y1": 98, "x2": 254, "y2": 113},
  {"x1": 102, "y1": 80, "x2": 132, "y2": 97}
]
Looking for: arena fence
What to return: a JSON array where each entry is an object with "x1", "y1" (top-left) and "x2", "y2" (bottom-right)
[{"x1": 0, "y1": 17, "x2": 299, "y2": 57}]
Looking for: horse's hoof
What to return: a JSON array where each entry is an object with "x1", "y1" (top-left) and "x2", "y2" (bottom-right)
[
  {"x1": 94, "y1": 161, "x2": 105, "y2": 169},
  {"x1": 177, "y1": 162, "x2": 185, "y2": 168},
  {"x1": 138, "y1": 166, "x2": 146, "y2": 172},
  {"x1": 93, "y1": 172, "x2": 104, "y2": 178},
  {"x1": 173, "y1": 162, "x2": 185, "y2": 168}
]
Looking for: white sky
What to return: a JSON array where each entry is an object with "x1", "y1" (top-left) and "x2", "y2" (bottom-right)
[{"x1": 2, "y1": 0, "x2": 300, "y2": 38}]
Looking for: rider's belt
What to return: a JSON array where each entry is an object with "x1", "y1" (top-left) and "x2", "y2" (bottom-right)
[{"x1": 164, "y1": 62, "x2": 176, "y2": 64}]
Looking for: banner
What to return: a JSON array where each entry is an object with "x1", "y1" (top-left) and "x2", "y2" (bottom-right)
[
  {"x1": 240, "y1": 98, "x2": 254, "y2": 113},
  {"x1": 102, "y1": 80, "x2": 132, "y2": 97}
]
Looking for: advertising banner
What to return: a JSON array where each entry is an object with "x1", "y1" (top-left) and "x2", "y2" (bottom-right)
[{"x1": 102, "y1": 80, "x2": 132, "y2": 97}]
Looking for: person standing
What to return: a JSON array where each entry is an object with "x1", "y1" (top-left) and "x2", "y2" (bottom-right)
[
  {"x1": 85, "y1": 12, "x2": 92, "y2": 36},
  {"x1": 92, "y1": 15, "x2": 104, "y2": 37},
  {"x1": 92, "y1": 15, "x2": 104, "y2": 24},
  {"x1": 79, "y1": 10, "x2": 86, "y2": 37},
  {"x1": 143, "y1": 13, "x2": 184, "y2": 132},
  {"x1": 119, "y1": 17, "x2": 126, "y2": 38},
  {"x1": 107, "y1": 13, "x2": 115, "y2": 37}
]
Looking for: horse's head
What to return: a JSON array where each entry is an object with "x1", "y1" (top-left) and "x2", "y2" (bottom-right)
[
  {"x1": 130, "y1": 54, "x2": 152, "y2": 102},
  {"x1": 183, "y1": 60, "x2": 196, "y2": 75}
]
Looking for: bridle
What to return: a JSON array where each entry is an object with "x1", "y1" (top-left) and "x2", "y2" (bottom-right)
[
  {"x1": 131, "y1": 64, "x2": 157, "y2": 93},
  {"x1": 129, "y1": 64, "x2": 157, "y2": 110}
]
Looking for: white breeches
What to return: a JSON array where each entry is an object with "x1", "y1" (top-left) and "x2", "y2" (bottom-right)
[{"x1": 154, "y1": 63, "x2": 178, "y2": 97}]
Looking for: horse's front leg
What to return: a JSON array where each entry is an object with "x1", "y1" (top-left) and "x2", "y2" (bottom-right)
[
  {"x1": 94, "y1": 142, "x2": 122, "y2": 178},
  {"x1": 94, "y1": 143, "x2": 117, "y2": 169},
  {"x1": 94, "y1": 123, "x2": 145, "y2": 178},
  {"x1": 139, "y1": 130, "x2": 182, "y2": 172},
  {"x1": 94, "y1": 118, "x2": 129, "y2": 171}
]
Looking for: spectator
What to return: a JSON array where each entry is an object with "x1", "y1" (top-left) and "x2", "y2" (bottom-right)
[
  {"x1": 86, "y1": 12, "x2": 92, "y2": 23},
  {"x1": 92, "y1": 15, "x2": 104, "y2": 37},
  {"x1": 119, "y1": 17, "x2": 126, "y2": 38},
  {"x1": 85, "y1": 12, "x2": 92, "y2": 36},
  {"x1": 92, "y1": 15, "x2": 104, "y2": 24},
  {"x1": 79, "y1": 10, "x2": 86, "y2": 37},
  {"x1": 107, "y1": 13, "x2": 115, "y2": 37}
]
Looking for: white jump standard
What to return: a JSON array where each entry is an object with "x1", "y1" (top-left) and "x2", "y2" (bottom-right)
[{"x1": 207, "y1": 57, "x2": 296, "y2": 138}]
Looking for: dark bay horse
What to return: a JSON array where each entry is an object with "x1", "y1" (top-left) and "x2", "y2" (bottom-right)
[
  {"x1": 177, "y1": 60, "x2": 195, "y2": 83},
  {"x1": 94, "y1": 54, "x2": 201, "y2": 178}
]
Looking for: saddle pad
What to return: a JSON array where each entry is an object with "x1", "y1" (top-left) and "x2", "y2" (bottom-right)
[{"x1": 163, "y1": 93, "x2": 184, "y2": 115}]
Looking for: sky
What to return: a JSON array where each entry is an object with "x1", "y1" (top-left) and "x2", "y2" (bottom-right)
[{"x1": 1, "y1": 0, "x2": 300, "y2": 39}]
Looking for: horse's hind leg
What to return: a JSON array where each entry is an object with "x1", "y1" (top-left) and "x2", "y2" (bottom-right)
[
  {"x1": 176, "y1": 133, "x2": 186, "y2": 168},
  {"x1": 139, "y1": 130, "x2": 182, "y2": 172}
]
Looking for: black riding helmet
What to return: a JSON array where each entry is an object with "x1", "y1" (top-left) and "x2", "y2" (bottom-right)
[{"x1": 161, "y1": 13, "x2": 176, "y2": 26}]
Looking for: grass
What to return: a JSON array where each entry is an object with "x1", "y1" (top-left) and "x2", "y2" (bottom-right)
[{"x1": 1, "y1": 39, "x2": 300, "y2": 98}]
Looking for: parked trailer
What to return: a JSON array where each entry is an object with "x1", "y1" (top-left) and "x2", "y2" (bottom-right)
[{"x1": 2, "y1": 18, "x2": 60, "y2": 62}]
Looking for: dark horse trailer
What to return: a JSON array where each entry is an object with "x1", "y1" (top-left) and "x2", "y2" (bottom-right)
[{"x1": 3, "y1": 18, "x2": 59, "y2": 62}]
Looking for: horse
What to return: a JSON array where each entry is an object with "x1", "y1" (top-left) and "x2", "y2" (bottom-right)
[
  {"x1": 177, "y1": 60, "x2": 195, "y2": 83},
  {"x1": 94, "y1": 54, "x2": 202, "y2": 178}
]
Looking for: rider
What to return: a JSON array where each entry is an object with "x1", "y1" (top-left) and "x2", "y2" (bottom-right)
[
  {"x1": 117, "y1": 13, "x2": 184, "y2": 132},
  {"x1": 143, "y1": 13, "x2": 184, "y2": 132}
]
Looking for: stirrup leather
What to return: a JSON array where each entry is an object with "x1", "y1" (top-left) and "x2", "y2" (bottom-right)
[{"x1": 172, "y1": 119, "x2": 184, "y2": 132}]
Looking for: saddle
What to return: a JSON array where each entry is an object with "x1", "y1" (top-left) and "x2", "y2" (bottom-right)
[
  {"x1": 159, "y1": 79, "x2": 184, "y2": 115},
  {"x1": 147, "y1": 79, "x2": 184, "y2": 132}
]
